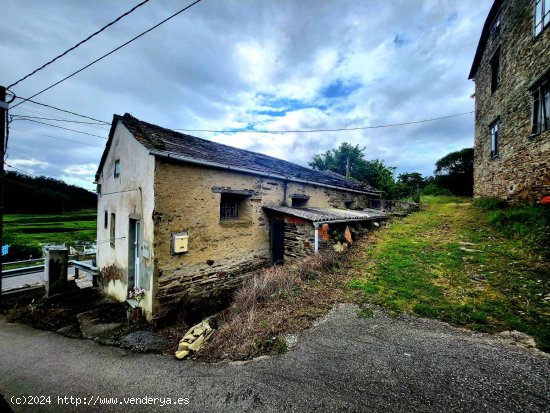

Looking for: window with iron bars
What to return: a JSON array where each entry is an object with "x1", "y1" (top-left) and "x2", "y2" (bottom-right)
[{"x1": 220, "y1": 194, "x2": 240, "y2": 219}]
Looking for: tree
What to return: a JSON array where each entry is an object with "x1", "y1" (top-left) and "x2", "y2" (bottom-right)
[
  {"x1": 433, "y1": 148, "x2": 474, "y2": 196},
  {"x1": 309, "y1": 143, "x2": 367, "y2": 178}
]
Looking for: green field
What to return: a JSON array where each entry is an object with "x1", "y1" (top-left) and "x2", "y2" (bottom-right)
[{"x1": 4, "y1": 210, "x2": 97, "y2": 261}]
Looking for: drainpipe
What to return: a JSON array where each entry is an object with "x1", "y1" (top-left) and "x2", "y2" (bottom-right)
[
  {"x1": 282, "y1": 177, "x2": 289, "y2": 206},
  {"x1": 313, "y1": 223, "x2": 319, "y2": 255}
]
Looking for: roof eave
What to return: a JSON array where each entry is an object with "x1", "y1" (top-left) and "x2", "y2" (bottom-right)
[{"x1": 469, "y1": 0, "x2": 503, "y2": 80}]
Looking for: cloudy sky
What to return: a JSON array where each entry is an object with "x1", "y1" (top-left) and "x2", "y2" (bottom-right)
[{"x1": 1, "y1": 0, "x2": 491, "y2": 191}]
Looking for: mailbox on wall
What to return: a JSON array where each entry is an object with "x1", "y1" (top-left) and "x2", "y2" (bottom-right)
[{"x1": 171, "y1": 232, "x2": 189, "y2": 254}]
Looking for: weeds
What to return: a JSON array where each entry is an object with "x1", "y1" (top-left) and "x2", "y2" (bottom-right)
[{"x1": 199, "y1": 250, "x2": 354, "y2": 361}]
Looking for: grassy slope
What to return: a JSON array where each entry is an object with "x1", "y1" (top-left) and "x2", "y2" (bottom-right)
[
  {"x1": 5, "y1": 210, "x2": 97, "y2": 248},
  {"x1": 349, "y1": 196, "x2": 550, "y2": 351}
]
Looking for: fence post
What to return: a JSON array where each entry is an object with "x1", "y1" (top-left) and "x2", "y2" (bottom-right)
[{"x1": 44, "y1": 247, "x2": 68, "y2": 296}]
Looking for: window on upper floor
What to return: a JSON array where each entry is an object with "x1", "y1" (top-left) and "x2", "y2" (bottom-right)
[
  {"x1": 535, "y1": 0, "x2": 550, "y2": 36},
  {"x1": 490, "y1": 50, "x2": 500, "y2": 93},
  {"x1": 104, "y1": 210, "x2": 108, "y2": 229},
  {"x1": 490, "y1": 119, "x2": 500, "y2": 159},
  {"x1": 532, "y1": 76, "x2": 549, "y2": 134},
  {"x1": 114, "y1": 159, "x2": 121, "y2": 178},
  {"x1": 490, "y1": 12, "x2": 501, "y2": 40}
]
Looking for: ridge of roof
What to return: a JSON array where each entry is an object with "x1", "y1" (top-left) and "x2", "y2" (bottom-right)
[{"x1": 97, "y1": 113, "x2": 379, "y2": 194}]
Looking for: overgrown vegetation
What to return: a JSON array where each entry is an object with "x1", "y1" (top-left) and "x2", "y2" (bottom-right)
[
  {"x1": 200, "y1": 251, "x2": 361, "y2": 361},
  {"x1": 474, "y1": 198, "x2": 550, "y2": 255},
  {"x1": 4, "y1": 210, "x2": 97, "y2": 261},
  {"x1": 349, "y1": 196, "x2": 550, "y2": 351}
]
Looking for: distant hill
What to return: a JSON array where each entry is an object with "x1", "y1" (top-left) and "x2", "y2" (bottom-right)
[{"x1": 4, "y1": 171, "x2": 97, "y2": 214}]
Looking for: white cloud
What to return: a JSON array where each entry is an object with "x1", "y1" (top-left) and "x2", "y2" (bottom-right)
[{"x1": 1, "y1": 0, "x2": 493, "y2": 187}]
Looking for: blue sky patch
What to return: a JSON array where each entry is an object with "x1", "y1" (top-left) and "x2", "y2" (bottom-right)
[{"x1": 321, "y1": 80, "x2": 362, "y2": 99}]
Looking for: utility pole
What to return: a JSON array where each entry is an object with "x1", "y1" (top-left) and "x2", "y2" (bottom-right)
[{"x1": 0, "y1": 85, "x2": 6, "y2": 302}]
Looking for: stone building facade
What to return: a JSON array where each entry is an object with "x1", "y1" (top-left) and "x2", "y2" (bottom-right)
[
  {"x1": 469, "y1": 0, "x2": 550, "y2": 202},
  {"x1": 95, "y1": 114, "x2": 384, "y2": 321}
]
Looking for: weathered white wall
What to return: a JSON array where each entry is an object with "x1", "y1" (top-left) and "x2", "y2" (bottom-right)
[{"x1": 96, "y1": 122, "x2": 155, "y2": 319}]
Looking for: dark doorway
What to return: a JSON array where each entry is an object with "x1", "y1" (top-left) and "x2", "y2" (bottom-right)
[{"x1": 270, "y1": 220, "x2": 285, "y2": 264}]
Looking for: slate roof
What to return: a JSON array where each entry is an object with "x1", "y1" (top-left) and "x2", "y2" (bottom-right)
[
  {"x1": 96, "y1": 113, "x2": 379, "y2": 194},
  {"x1": 263, "y1": 206, "x2": 386, "y2": 223}
]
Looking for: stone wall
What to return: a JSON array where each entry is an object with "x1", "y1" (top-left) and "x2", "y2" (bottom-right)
[
  {"x1": 152, "y1": 160, "x2": 376, "y2": 317},
  {"x1": 283, "y1": 217, "x2": 315, "y2": 259},
  {"x1": 473, "y1": 0, "x2": 550, "y2": 202}
]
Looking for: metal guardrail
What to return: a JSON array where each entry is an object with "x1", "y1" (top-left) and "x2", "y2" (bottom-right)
[
  {"x1": 2, "y1": 261, "x2": 99, "y2": 278},
  {"x1": 2, "y1": 265, "x2": 45, "y2": 277},
  {"x1": 3, "y1": 254, "x2": 96, "y2": 267}
]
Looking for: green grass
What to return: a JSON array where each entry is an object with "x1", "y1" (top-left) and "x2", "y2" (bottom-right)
[
  {"x1": 4, "y1": 210, "x2": 97, "y2": 261},
  {"x1": 349, "y1": 196, "x2": 550, "y2": 352}
]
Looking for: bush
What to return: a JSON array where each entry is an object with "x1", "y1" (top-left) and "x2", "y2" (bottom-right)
[
  {"x1": 421, "y1": 183, "x2": 452, "y2": 196},
  {"x1": 487, "y1": 204, "x2": 550, "y2": 254},
  {"x1": 474, "y1": 197, "x2": 508, "y2": 211}
]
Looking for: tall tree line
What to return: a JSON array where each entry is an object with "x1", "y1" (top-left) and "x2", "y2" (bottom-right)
[{"x1": 4, "y1": 171, "x2": 97, "y2": 214}]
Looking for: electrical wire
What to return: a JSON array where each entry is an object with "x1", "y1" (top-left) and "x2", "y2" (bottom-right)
[
  {"x1": 172, "y1": 111, "x2": 475, "y2": 134},
  {"x1": 11, "y1": 114, "x2": 107, "y2": 126},
  {"x1": 11, "y1": 118, "x2": 108, "y2": 139},
  {"x1": 11, "y1": 96, "x2": 110, "y2": 124},
  {"x1": 10, "y1": 127, "x2": 105, "y2": 148},
  {"x1": 4, "y1": 163, "x2": 41, "y2": 178},
  {"x1": 7, "y1": 0, "x2": 151, "y2": 89},
  {"x1": 11, "y1": 0, "x2": 204, "y2": 109}
]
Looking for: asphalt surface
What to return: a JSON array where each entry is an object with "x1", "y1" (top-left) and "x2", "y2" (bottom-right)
[
  {"x1": 1, "y1": 304, "x2": 549, "y2": 412},
  {"x1": 2, "y1": 262, "x2": 93, "y2": 291}
]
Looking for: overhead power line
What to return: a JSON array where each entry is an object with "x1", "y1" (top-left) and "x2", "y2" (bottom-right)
[
  {"x1": 10, "y1": 127, "x2": 105, "y2": 148},
  {"x1": 4, "y1": 163, "x2": 41, "y2": 178},
  {"x1": 12, "y1": 96, "x2": 110, "y2": 124},
  {"x1": 173, "y1": 111, "x2": 475, "y2": 134},
  {"x1": 7, "y1": 0, "x2": 151, "y2": 89},
  {"x1": 11, "y1": 118, "x2": 108, "y2": 139},
  {"x1": 11, "y1": 0, "x2": 204, "y2": 109},
  {"x1": 11, "y1": 114, "x2": 107, "y2": 126}
]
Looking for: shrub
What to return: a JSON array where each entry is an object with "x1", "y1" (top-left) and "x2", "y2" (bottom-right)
[
  {"x1": 487, "y1": 204, "x2": 550, "y2": 254},
  {"x1": 474, "y1": 197, "x2": 508, "y2": 211},
  {"x1": 421, "y1": 183, "x2": 452, "y2": 196}
]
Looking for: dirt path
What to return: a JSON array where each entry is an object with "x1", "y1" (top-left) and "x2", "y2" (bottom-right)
[{"x1": 1, "y1": 304, "x2": 549, "y2": 413}]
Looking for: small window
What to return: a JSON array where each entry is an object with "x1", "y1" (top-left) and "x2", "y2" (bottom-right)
[
  {"x1": 532, "y1": 78, "x2": 549, "y2": 134},
  {"x1": 490, "y1": 12, "x2": 501, "y2": 40},
  {"x1": 345, "y1": 200, "x2": 354, "y2": 209},
  {"x1": 96, "y1": 184, "x2": 101, "y2": 194},
  {"x1": 110, "y1": 213, "x2": 116, "y2": 247},
  {"x1": 114, "y1": 159, "x2": 121, "y2": 178},
  {"x1": 104, "y1": 210, "x2": 108, "y2": 229},
  {"x1": 292, "y1": 198, "x2": 308, "y2": 207},
  {"x1": 220, "y1": 194, "x2": 239, "y2": 219},
  {"x1": 490, "y1": 119, "x2": 500, "y2": 159},
  {"x1": 490, "y1": 51, "x2": 500, "y2": 93},
  {"x1": 535, "y1": 0, "x2": 550, "y2": 36}
]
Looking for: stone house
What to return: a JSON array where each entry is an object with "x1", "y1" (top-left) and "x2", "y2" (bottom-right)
[
  {"x1": 469, "y1": 0, "x2": 550, "y2": 202},
  {"x1": 94, "y1": 113, "x2": 384, "y2": 321}
]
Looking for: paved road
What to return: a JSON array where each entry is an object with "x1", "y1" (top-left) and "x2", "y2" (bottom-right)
[
  {"x1": 2, "y1": 262, "x2": 93, "y2": 291},
  {"x1": 1, "y1": 304, "x2": 549, "y2": 412}
]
